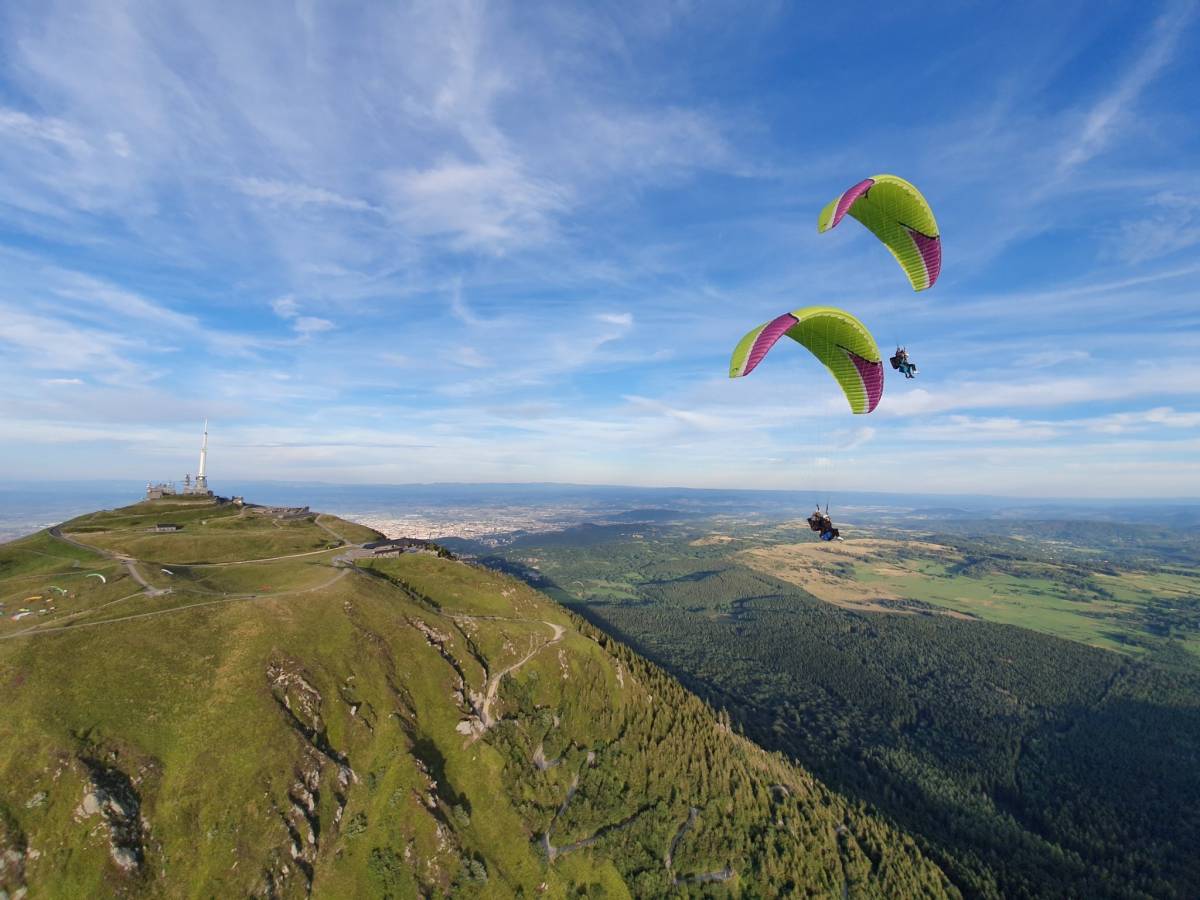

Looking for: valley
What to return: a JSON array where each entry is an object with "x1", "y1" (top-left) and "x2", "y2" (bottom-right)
[{"x1": 457, "y1": 513, "x2": 1200, "y2": 898}]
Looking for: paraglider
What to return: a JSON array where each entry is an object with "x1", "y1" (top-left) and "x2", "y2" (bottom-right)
[
  {"x1": 807, "y1": 505, "x2": 842, "y2": 541},
  {"x1": 724, "y1": 175, "x2": 944, "y2": 542},
  {"x1": 817, "y1": 174, "x2": 941, "y2": 292},
  {"x1": 729, "y1": 306, "x2": 884, "y2": 414},
  {"x1": 890, "y1": 347, "x2": 918, "y2": 379}
]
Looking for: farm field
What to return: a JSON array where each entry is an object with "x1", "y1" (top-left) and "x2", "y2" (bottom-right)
[{"x1": 736, "y1": 538, "x2": 1200, "y2": 658}]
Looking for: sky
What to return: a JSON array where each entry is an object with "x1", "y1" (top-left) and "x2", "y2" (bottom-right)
[{"x1": 0, "y1": 0, "x2": 1198, "y2": 498}]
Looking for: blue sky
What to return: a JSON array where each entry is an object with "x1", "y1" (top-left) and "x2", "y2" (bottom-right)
[{"x1": 0, "y1": 1, "x2": 1198, "y2": 497}]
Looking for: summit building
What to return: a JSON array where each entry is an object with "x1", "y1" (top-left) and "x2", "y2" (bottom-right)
[{"x1": 146, "y1": 421, "x2": 213, "y2": 500}]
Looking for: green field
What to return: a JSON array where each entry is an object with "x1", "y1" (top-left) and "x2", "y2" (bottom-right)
[{"x1": 743, "y1": 539, "x2": 1200, "y2": 658}]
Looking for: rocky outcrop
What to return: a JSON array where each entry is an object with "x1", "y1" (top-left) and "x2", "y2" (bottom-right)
[
  {"x1": 0, "y1": 809, "x2": 29, "y2": 900},
  {"x1": 73, "y1": 756, "x2": 148, "y2": 875},
  {"x1": 263, "y1": 658, "x2": 358, "y2": 896}
]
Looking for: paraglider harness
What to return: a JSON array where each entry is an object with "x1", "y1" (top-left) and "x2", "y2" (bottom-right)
[
  {"x1": 890, "y1": 347, "x2": 918, "y2": 379},
  {"x1": 807, "y1": 505, "x2": 841, "y2": 542}
]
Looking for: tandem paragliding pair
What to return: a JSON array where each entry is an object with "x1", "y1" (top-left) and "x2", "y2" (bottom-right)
[
  {"x1": 729, "y1": 174, "x2": 941, "y2": 415},
  {"x1": 727, "y1": 174, "x2": 941, "y2": 541}
]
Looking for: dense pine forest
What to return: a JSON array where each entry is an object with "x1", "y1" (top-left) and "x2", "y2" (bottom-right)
[{"x1": 465, "y1": 522, "x2": 1200, "y2": 899}]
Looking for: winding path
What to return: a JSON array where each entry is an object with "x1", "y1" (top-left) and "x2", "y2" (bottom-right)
[
  {"x1": 49, "y1": 527, "x2": 168, "y2": 597},
  {"x1": 452, "y1": 617, "x2": 566, "y2": 731},
  {"x1": 665, "y1": 806, "x2": 699, "y2": 875},
  {"x1": 3, "y1": 568, "x2": 348, "y2": 640}
]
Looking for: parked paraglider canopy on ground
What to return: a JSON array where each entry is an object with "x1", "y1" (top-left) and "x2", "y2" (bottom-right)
[
  {"x1": 818, "y1": 174, "x2": 941, "y2": 292},
  {"x1": 729, "y1": 306, "x2": 884, "y2": 414}
]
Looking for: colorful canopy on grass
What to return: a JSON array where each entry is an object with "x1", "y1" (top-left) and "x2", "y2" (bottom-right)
[
  {"x1": 817, "y1": 175, "x2": 941, "y2": 291},
  {"x1": 729, "y1": 306, "x2": 884, "y2": 414}
]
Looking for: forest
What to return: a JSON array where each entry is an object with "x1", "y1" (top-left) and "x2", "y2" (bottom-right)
[{"x1": 465, "y1": 519, "x2": 1200, "y2": 899}]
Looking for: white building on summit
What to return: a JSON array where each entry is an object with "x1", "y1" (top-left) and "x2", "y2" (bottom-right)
[{"x1": 146, "y1": 421, "x2": 214, "y2": 500}]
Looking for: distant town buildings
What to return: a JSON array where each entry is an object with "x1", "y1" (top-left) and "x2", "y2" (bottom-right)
[{"x1": 147, "y1": 421, "x2": 213, "y2": 500}]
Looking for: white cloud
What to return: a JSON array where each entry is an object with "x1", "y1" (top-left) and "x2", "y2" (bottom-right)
[
  {"x1": 293, "y1": 316, "x2": 334, "y2": 336},
  {"x1": 448, "y1": 347, "x2": 490, "y2": 369},
  {"x1": 269, "y1": 295, "x2": 333, "y2": 339},
  {"x1": 1057, "y1": 2, "x2": 1195, "y2": 174},
  {"x1": 384, "y1": 159, "x2": 569, "y2": 252},
  {"x1": 880, "y1": 362, "x2": 1200, "y2": 418},
  {"x1": 844, "y1": 427, "x2": 876, "y2": 451},
  {"x1": 624, "y1": 395, "x2": 724, "y2": 430},
  {"x1": 1085, "y1": 406, "x2": 1200, "y2": 434},
  {"x1": 1114, "y1": 191, "x2": 1200, "y2": 264},
  {"x1": 0, "y1": 108, "x2": 92, "y2": 155},
  {"x1": 595, "y1": 312, "x2": 633, "y2": 327},
  {"x1": 1016, "y1": 349, "x2": 1091, "y2": 369},
  {"x1": 0, "y1": 2, "x2": 1196, "y2": 497},
  {"x1": 449, "y1": 282, "x2": 488, "y2": 326},
  {"x1": 51, "y1": 271, "x2": 197, "y2": 331},
  {"x1": 0, "y1": 307, "x2": 142, "y2": 379},
  {"x1": 235, "y1": 177, "x2": 372, "y2": 212},
  {"x1": 271, "y1": 295, "x2": 299, "y2": 319}
]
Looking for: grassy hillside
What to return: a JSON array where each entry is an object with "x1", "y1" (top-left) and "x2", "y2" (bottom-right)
[{"x1": 0, "y1": 500, "x2": 955, "y2": 898}]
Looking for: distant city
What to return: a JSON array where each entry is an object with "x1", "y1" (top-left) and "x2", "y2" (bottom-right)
[{"x1": 4, "y1": 480, "x2": 1199, "y2": 546}]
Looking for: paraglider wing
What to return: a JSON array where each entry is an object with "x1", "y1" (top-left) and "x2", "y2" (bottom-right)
[
  {"x1": 817, "y1": 175, "x2": 941, "y2": 291},
  {"x1": 729, "y1": 306, "x2": 884, "y2": 414}
]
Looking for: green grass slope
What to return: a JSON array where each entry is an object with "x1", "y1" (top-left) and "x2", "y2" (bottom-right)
[{"x1": 0, "y1": 501, "x2": 955, "y2": 898}]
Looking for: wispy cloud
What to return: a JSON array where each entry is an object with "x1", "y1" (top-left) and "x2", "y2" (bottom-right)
[
  {"x1": 449, "y1": 282, "x2": 489, "y2": 326},
  {"x1": 271, "y1": 293, "x2": 334, "y2": 339},
  {"x1": 0, "y1": 2, "x2": 1196, "y2": 496},
  {"x1": 385, "y1": 160, "x2": 569, "y2": 252},
  {"x1": 235, "y1": 177, "x2": 372, "y2": 212},
  {"x1": 448, "y1": 347, "x2": 490, "y2": 369},
  {"x1": 1114, "y1": 191, "x2": 1200, "y2": 263},
  {"x1": 1057, "y1": 1, "x2": 1196, "y2": 175},
  {"x1": 596, "y1": 312, "x2": 634, "y2": 327}
]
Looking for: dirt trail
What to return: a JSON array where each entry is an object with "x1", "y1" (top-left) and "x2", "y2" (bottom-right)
[
  {"x1": 540, "y1": 771, "x2": 581, "y2": 862},
  {"x1": 312, "y1": 515, "x2": 351, "y2": 546},
  {"x1": 2, "y1": 570, "x2": 347, "y2": 640},
  {"x1": 675, "y1": 867, "x2": 734, "y2": 886},
  {"x1": 475, "y1": 620, "x2": 565, "y2": 728},
  {"x1": 50, "y1": 527, "x2": 168, "y2": 597},
  {"x1": 164, "y1": 546, "x2": 344, "y2": 567},
  {"x1": 665, "y1": 806, "x2": 699, "y2": 874}
]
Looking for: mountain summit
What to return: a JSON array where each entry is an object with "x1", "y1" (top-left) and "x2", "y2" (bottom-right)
[{"x1": 0, "y1": 497, "x2": 954, "y2": 897}]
